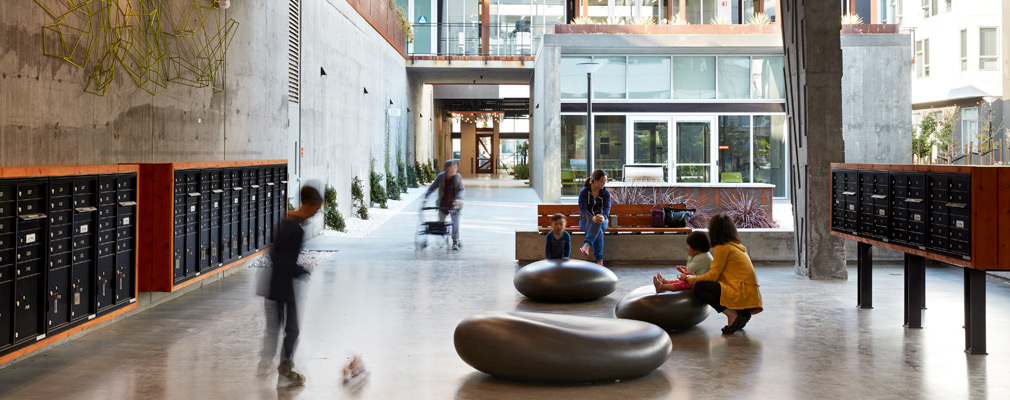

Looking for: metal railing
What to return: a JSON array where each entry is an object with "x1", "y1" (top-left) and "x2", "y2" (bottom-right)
[{"x1": 408, "y1": 22, "x2": 547, "y2": 57}]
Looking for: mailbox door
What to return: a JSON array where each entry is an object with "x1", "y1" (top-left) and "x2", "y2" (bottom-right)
[
  {"x1": 46, "y1": 267, "x2": 71, "y2": 330},
  {"x1": 13, "y1": 274, "x2": 42, "y2": 343},
  {"x1": 70, "y1": 261, "x2": 93, "y2": 320}
]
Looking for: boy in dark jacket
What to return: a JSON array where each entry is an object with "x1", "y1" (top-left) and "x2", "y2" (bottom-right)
[{"x1": 264, "y1": 185, "x2": 321, "y2": 387}]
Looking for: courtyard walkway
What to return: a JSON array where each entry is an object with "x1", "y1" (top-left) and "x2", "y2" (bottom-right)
[{"x1": 0, "y1": 179, "x2": 1008, "y2": 399}]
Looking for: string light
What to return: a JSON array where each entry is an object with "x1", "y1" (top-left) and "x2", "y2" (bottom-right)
[{"x1": 451, "y1": 112, "x2": 503, "y2": 125}]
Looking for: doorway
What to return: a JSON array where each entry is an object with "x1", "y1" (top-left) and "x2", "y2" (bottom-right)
[
  {"x1": 476, "y1": 132, "x2": 494, "y2": 174},
  {"x1": 672, "y1": 118, "x2": 715, "y2": 183}
]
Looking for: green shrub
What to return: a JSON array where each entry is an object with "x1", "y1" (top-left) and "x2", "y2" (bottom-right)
[
  {"x1": 513, "y1": 163, "x2": 530, "y2": 180},
  {"x1": 386, "y1": 169, "x2": 400, "y2": 201},
  {"x1": 407, "y1": 163, "x2": 419, "y2": 187},
  {"x1": 370, "y1": 160, "x2": 388, "y2": 208},
  {"x1": 323, "y1": 184, "x2": 345, "y2": 231},
  {"x1": 351, "y1": 176, "x2": 368, "y2": 220}
]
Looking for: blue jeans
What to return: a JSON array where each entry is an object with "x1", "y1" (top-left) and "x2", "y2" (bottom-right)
[{"x1": 580, "y1": 216, "x2": 608, "y2": 261}]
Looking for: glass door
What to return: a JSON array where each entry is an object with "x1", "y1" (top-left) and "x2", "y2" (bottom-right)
[
  {"x1": 628, "y1": 118, "x2": 670, "y2": 182},
  {"x1": 672, "y1": 118, "x2": 715, "y2": 183},
  {"x1": 476, "y1": 133, "x2": 494, "y2": 173}
]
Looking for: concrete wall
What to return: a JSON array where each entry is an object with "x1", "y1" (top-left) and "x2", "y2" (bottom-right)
[
  {"x1": 530, "y1": 44, "x2": 562, "y2": 202},
  {"x1": 1, "y1": 0, "x2": 426, "y2": 237},
  {"x1": 841, "y1": 34, "x2": 913, "y2": 164},
  {"x1": 1, "y1": 1, "x2": 288, "y2": 165},
  {"x1": 299, "y1": 0, "x2": 419, "y2": 235}
]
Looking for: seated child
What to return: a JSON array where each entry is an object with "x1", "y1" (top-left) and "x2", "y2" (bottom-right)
[
  {"x1": 545, "y1": 213, "x2": 571, "y2": 260},
  {"x1": 654, "y1": 231, "x2": 713, "y2": 293}
]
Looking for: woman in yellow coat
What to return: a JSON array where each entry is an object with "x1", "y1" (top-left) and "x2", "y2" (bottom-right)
[{"x1": 679, "y1": 214, "x2": 763, "y2": 334}]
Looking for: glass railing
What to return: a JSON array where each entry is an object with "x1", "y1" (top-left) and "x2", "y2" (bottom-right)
[{"x1": 408, "y1": 23, "x2": 548, "y2": 57}]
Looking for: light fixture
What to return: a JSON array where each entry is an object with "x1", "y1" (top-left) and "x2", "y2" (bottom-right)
[
  {"x1": 576, "y1": 62, "x2": 602, "y2": 74},
  {"x1": 363, "y1": 87, "x2": 368, "y2": 94},
  {"x1": 320, "y1": 67, "x2": 327, "y2": 76},
  {"x1": 390, "y1": 99, "x2": 394, "y2": 105},
  {"x1": 215, "y1": 0, "x2": 231, "y2": 9},
  {"x1": 577, "y1": 62, "x2": 602, "y2": 180},
  {"x1": 983, "y1": 96, "x2": 998, "y2": 104}
]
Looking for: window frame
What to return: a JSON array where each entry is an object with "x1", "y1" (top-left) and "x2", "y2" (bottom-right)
[
  {"x1": 559, "y1": 54, "x2": 786, "y2": 103},
  {"x1": 979, "y1": 27, "x2": 1000, "y2": 71},
  {"x1": 960, "y1": 29, "x2": 967, "y2": 71},
  {"x1": 961, "y1": 107, "x2": 978, "y2": 149},
  {"x1": 915, "y1": 40, "x2": 924, "y2": 78}
]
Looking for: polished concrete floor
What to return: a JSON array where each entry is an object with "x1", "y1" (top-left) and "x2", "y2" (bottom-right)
[{"x1": 1, "y1": 179, "x2": 1008, "y2": 399}]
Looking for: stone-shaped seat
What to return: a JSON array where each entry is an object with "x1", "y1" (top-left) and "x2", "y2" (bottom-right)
[
  {"x1": 615, "y1": 285, "x2": 711, "y2": 331},
  {"x1": 454, "y1": 311, "x2": 672, "y2": 382},
  {"x1": 513, "y1": 259, "x2": 618, "y2": 302}
]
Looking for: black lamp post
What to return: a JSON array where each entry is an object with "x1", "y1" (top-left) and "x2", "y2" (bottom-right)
[{"x1": 577, "y1": 62, "x2": 602, "y2": 180}]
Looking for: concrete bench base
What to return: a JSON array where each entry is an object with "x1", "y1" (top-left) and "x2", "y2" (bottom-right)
[
  {"x1": 516, "y1": 229, "x2": 796, "y2": 264},
  {"x1": 516, "y1": 229, "x2": 906, "y2": 265}
]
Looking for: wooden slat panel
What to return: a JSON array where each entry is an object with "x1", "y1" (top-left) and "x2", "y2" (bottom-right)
[
  {"x1": 972, "y1": 167, "x2": 999, "y2": 268},
  {"x1": 537, "y1": 203, "x2": 685, "y2": 216},
  {"x1": 0, "y1": 164, "x2": 138, "y2": 178},
  {"x1": 536, "y1": 215, "x2": 658, "y2": 228},
  {"x1": 1000, "y1": 168, "x2": 1010, "y2": 270},
  {"x1": 538, "y1": 227, "x2": 692, "y2": 233}
]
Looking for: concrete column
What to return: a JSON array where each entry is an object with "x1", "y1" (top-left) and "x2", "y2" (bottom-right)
[{"x1": 781, "y1": 0, "x2": 847, "y2": 279}]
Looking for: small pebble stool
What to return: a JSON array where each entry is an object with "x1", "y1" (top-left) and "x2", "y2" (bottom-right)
[
  {"x1": 513, "y1": 259, "x2": 618, "y2": 302},
  {"x1": 615, "y1": 285, "x2": 711, "y2": 331},
  {"x1": 454, "y1": 311, "x2": 672, "y2": 382}
]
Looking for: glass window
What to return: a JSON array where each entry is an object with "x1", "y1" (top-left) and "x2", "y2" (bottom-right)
[
  {"x1": 920, "y1": 0, "x2": 929, "y2": 18},
  {"x1": 561, "y1": 115, "x2": 588, "y2": 196},
  {"x1": 915, "y1": 41, "x2": 923, "y2": 78},
  {"x1": 754, "y1": 115, "x2": 787, "y2": 197},
  {"x1": 561, "y1": 56, "x2": 592, "y2": 99},
  {"x1": 960, "y1": 30, "x2": 967, "y2": 71},
  {"x1": 924, "y1": 39, "x2": 929, "y2": 76},
  {"x1": 594, "y1": 56, "x2": 627, "y2": 99},
  {"x1": 594, "y1": 115, "x2": 627, "y2": 181},
  {"x1": 980, "y1": 28, "x2": 999, "y2": 71},
  {"x1": 751, "y1": 56, "x2": 784, "y2": 99},
  {"x1": 684, "y1": 0, "x2": 717, "y2": 24},
  {"x1": 452, "y1": 138, "x2": 462, "y2": 160},
  {"x1": 962, "y1": 107, "x2": 978, "y2": 148},
  {"x1": 675, "y1": 121, "x2": 711, "y2": 183},
  {"x1": 673, "y1": 56, "x2": 716, "y2": 99},
  {"x1": 931, "y1": 0, "x2": 938, "y2": 15},
  {"x1": 718, "y1": 57, "x2": 750, "y2": 99},
  {"x1": 633, "y1": 120, "x2": 669, "y2": 181},
  {"x1": 642, "y1": 0, "x2": 664, "y2": 20},
  {"x1": 718, "y1": 116, "x2": 751, "y2": 183},
  {"x1": 764, "y1": 0, "x2": 776, "y2": 22},
  {"x1": 628, "y1": 56, "x2": 672, "y2": 99}
]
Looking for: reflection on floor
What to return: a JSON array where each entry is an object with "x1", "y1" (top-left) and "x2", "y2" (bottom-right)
[{"x1": 0, "y1": 180, "x2": 1006, "y2": 399}]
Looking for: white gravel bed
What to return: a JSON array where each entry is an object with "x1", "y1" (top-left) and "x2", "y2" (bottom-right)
[
  {"x1": 246, "y1": 250, "x2": 336, "y2": 269},
  {"x1": 320, "y1": 185, "x2": 427, "y2": 237}
]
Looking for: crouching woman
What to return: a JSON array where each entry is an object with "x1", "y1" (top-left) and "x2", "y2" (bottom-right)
[{"x1": 679, "y1": 214, "x2": 763, "y2": 334}]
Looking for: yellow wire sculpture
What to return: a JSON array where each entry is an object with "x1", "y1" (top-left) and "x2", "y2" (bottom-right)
[{"x1": 35, "y1": 0, "x2": 239, "y2": 96}]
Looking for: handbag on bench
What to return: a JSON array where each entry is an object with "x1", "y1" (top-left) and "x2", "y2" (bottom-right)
[{"x1": 663, "y1": 208, "x2": 695, "y2": 228}]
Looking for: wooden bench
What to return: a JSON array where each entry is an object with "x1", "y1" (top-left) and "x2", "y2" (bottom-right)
[{"x1": 537, "y1": 204, "x2": 693, "y2": 234}]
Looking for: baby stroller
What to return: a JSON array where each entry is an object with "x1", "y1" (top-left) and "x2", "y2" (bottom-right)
[{"x1": 415, "y1": 206, "x2": 454, "y2": 252}]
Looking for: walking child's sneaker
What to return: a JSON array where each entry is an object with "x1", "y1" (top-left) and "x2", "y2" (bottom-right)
[
  {"x1": 343, "y1": 355, "x2": 369, "y2": 384},
  {"x1": 277, "y1": 370, "x2": 306, "y2": 388}
]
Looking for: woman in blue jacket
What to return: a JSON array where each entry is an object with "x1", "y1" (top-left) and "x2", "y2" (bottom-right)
[{"x1": 578, "y1": 170, "x2": 610, "y2": 265}]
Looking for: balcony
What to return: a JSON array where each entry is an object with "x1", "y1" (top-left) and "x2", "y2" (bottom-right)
[{"x1": 408, "y1": 22, "x2": 547, "y2": 60}]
